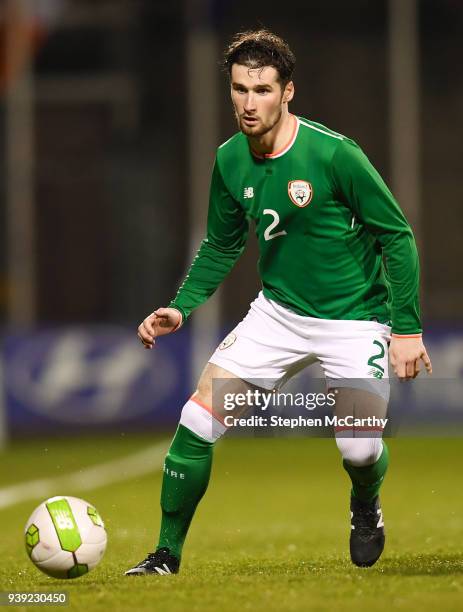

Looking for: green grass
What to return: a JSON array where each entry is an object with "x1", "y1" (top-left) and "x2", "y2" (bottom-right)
[{"x1": 0, "y1": 436, "x2": 462, "y2": 611}]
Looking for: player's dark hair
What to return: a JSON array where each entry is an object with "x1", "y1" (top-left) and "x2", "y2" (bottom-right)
[{"x1": 222, "y1": 29, "x2": 296, "y2": 87}]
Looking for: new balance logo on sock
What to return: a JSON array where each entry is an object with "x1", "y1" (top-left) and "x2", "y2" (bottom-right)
[{"x1": 163, "y1": 465, "x2": 185, "y2": 479}]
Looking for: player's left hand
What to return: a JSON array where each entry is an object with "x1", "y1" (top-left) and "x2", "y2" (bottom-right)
[{"x1": 389, "y1": 336, "x2": 432, "y2": 380}]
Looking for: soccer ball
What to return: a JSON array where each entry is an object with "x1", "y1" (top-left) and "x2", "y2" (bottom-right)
[{"x1": 24, "y1": 496, "x2": 107, "y2": 579}]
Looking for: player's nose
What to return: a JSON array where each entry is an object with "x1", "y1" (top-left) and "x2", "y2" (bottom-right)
[{"x1": 243, "y1": 93, "x2": 256, "y2": 112}]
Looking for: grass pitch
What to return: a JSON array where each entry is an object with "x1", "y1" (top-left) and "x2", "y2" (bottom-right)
[{"x1": 0, "y1": 434, "x2": 462, "y2": 611}]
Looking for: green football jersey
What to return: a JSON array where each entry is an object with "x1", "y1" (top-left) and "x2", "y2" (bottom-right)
[{"x1": 169, "y1": 115, "x2": 421, "y2": 335}]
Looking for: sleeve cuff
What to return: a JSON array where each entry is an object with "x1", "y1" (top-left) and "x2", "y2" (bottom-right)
[
  {"x1": 391, "y1": 333, "x2": 422, "y2": 338},
  {"x1": 168, "y1": 305, "x2": 185, "y2": 331}
]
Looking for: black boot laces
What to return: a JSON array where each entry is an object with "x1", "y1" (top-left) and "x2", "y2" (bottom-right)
[
  {"x1": 353, "y1": 503, "x2": 379, "y2": 540},
  {"x1": 137, "y1": 549, "x2": 168, "y2": 569}
]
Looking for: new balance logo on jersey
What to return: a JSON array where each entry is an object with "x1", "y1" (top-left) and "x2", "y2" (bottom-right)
[{"x1": 243, "y1": 187, "x2": 254, "y2": 199}]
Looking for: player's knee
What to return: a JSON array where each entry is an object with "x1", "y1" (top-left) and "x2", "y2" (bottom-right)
[
  {"x1": 179, "y1": 398, "x2": 226, "y2": 443},
  {"x1": 335, "y1": 437, "x2": 383, "y2": 467}
]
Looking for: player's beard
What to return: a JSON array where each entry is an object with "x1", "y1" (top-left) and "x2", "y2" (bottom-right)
[{"x1": 236, "y1": 107, "x2": 283, "y2": 137}]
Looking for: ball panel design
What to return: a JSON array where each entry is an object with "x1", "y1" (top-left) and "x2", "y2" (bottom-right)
[
  {"x1": 24, "y1": 496, "x2": 107, "y2": 579},
  {"x1": 79, "y1": 523, "x2": 107, "y2": 546},
  {"x1": 25, "y1": 524, "x2": 40, "y2": 558},
  {"x1": 31, "y1": 540, "x2": 61, "y2": 563},
  {"x1": 45, "y1": 498, "x2": 82, "y2": 552},
  {"x1": 75, "y1": 541, "x2": 107, "y2": 569},
  {"x1": 87, "y1": 506, "x2": 104, "y2": 527},
  {"x1": 67, "y1": 563, "x2": 89, "y2": 579},
  {"x1": 25, "y1": 504, "x2": 62, "y2": 562},
  {"x1": 34, "y1": 549, "x2": 74, "y2": 579},
  {"x1": 60, "y1": 497, "x2": 105, "y2": 539}
]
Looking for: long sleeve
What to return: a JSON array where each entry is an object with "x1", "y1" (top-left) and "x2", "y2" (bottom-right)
[
  {"x1": 168, "y1": 159, "x2": 248, "y2": 321},
  {"x1": 331, "y1": 139, "x2": 421, "y2": 335}
]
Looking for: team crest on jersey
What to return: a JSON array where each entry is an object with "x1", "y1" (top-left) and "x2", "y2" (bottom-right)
[
  {"x1": 218, "y1": 332, "x2": 237, "y2": 350},
  {"x1": 288, "y1": 180, "x2": 313, "y2": 207}
]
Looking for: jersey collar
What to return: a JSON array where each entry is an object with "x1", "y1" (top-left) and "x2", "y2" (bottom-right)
[{"x1": 250, "y1": 114, "x2": 299, "y2": 160}]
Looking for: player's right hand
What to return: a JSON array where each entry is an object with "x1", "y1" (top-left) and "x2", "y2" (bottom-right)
[{"x1": 137, "y1": 307, "x2": 182, "y2": 349}]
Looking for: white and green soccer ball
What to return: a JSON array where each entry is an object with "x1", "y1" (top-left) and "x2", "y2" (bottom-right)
[{"x1": 24, "y1": 496, "x2": 107, "y2": 579}]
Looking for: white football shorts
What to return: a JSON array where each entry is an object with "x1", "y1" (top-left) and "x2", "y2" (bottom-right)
[{"x1": 209, "y1": 291, "x2": 391, "y2": 400}]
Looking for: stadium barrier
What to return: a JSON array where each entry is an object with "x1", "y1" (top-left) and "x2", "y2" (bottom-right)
[{"x1": 1, "y1": 325, "x2": 462, "y2": 438}]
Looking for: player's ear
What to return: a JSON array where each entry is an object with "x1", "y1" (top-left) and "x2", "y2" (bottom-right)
[{"x1": 282, "y1": 80, "x2": 294, "y2": 104}]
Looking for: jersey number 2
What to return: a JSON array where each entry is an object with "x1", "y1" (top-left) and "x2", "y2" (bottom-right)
[
  {"x1": 263, "y1": 209, "x2": 287, "y2": 241},
  {"x1": 367, "y1": 340, "x2": 385, "y2": 374}
]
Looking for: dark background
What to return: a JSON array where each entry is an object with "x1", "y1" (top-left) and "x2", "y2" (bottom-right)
[{"x1": 0, "y1": 0, "x2": 461, "y2": 329}]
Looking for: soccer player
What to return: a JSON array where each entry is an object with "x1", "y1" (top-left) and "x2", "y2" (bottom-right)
[{"x1": 126, "y1": 30, "x2": 432, "y2": 575}]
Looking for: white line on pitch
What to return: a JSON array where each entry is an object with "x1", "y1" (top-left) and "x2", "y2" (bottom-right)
[{"x1": 0, "y1": 441, "x2": 168, "y2": 510}]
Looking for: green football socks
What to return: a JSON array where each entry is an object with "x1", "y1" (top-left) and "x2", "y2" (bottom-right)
[
  {"x1": 157, "y1": 424, "x2": 214, "y2": 559},
  {"x1": 343, "y1": 441, "x2": 389, "y2": 502},
  {"x1": 157, "y1": 427, "x2": 389, "y2": 557}
]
